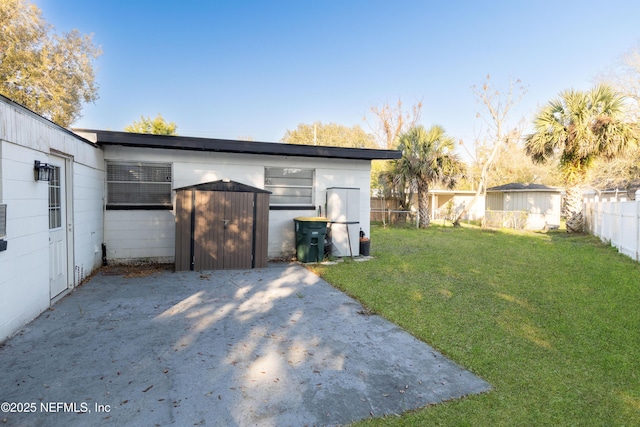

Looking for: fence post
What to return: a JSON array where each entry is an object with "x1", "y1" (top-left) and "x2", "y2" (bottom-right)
[
  {"x1": 591, "y1": 194, "x2": 602, "y2": 240},
  {"x1": 636, "y1": 190, "x2": 640, "y2": 261}
]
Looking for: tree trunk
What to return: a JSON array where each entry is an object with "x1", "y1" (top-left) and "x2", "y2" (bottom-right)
[
  {"x1": 418, "y1": 181, "x2": 430, "y2": 228},
  {"x1": 564, "y1": 185, "x2": 584, "y2": 233},
  {"x1": 453, "y1": 134, "x2": 503, "y2": 227},
  {"x1": 398, "y1": 187, "x2": 410, "y2": 224}
]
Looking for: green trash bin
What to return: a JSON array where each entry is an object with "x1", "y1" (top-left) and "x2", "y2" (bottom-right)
[{"x1": 293, "y1": 217, "x2": 328, "y2": 263}]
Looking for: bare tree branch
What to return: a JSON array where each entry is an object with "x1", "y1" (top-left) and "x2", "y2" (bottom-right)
[{"x1": 453, "y1": 75, "x2": 527, "y2": 227}]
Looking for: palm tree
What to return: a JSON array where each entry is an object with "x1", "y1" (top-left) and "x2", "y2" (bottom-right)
[
  {"x1": 393, "y1": 125, "x2": 466, "y2": 228},
  {"x1": 525, "y1": 85, "x2": 638, "y2": 233}
]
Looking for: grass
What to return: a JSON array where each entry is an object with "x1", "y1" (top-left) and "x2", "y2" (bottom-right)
[{"x1": 310, "y1": 224, "x2": 640, "y2": 426}]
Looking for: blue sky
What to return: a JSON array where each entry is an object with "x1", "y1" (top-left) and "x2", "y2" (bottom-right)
[{"x1": 34, "y1": 0, "x2": 640, "y2": 148}]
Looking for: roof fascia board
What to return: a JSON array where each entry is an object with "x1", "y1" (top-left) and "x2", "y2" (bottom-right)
[
  {"x1": 80, "y1": 129, "x2": 401, "y2": 160},
  {"x1": 1, "y1": 95, "x2": 96, "y2": 147},
  {"x1": 428, "y1": 190, "x2": 478, "y2": 195}
]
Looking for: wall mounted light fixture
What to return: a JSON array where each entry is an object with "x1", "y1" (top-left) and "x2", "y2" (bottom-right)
[{"x1": 34, "y1": 160, "x2": 54, "y2": 181}]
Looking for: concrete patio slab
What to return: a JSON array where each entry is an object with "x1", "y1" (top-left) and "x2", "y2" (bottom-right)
[{"x1": 0, "y1": 263, "x2": 490, "y2": 426}]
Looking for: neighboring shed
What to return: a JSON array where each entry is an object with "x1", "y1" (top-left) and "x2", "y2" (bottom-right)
[
  {"x1": 486, "y1": 183, "x2": 563, "y2": 230},
  {"x1": 174, "y1": 180, "x2": 270, "y2": 271}
]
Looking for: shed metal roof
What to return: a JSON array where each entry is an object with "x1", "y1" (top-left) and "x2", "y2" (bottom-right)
[
  {"x1": 174, "y1": 179, "x2": 271, "y2": 193},
  {"x1": 487, "y1": 183, "x2": 563, "y2": 192},
  {"x1": 74, "y1": 129, "x2": 401, "y2": 161}
]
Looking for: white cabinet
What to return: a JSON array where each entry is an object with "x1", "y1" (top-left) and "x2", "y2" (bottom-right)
[{"x1": 326, "y1": 187, "x2": 360, "y2": 257}]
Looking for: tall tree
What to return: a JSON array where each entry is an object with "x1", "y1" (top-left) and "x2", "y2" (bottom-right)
[
  {"x1": 281, "y1": 122, "x2": 376, "y2": 148},
  {"x1": 125, "y1": 114, "x2": 178, "y2": 135},
  {"x1": 587, "y1": 146, "x2": 640, "y2": 195},
  {"x1": 489, "y1": 138, "x2": 562, "y2": 186},
  {"x1": 392, "y1": 125, "x2": 465, "y2": 228},
  {"x1": 453, "y1": 75, "x2": 527, "y2": 227},
  {"x1": 363, "y1": 98, "x2": 423, "y2": 149},
  {"x1": 525, "y1": 85, "x2": 638, "y2": 233},
  {"x1": 591, "y1": 44, "x2": 640, "y2": 192},
  {"x1": 0, "y1": 0, "x2": 101, "y2": 127},
  {"x1": 597, "y1": 43, "x2": 640, "y2": 120},
  {"x1": 365, "y1": 98, "x2": 423, "y2": 211},
  {"x1": 457, "y1": 136, "x2": 562, "y2": 190}
]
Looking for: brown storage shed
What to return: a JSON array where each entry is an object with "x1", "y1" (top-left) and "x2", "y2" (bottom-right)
[{"x1": 175, "y1": 180, "x2": 270, "y2": 271}]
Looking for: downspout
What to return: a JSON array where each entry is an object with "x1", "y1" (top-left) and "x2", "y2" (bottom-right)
[
  {"x1": 190, "y1": 191, "x2": 196, "y2": 271},
  {"x1": 251, "y1": 192, "x2": 258, "y2": 268}
]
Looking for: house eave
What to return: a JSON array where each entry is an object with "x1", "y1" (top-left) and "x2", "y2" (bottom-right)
[
  {"x1": 74, "y1": 129, "x2": 401, "y2": 161},
  {"x1": 0, "y1": 94, "x2": 96, "y2": 147}
]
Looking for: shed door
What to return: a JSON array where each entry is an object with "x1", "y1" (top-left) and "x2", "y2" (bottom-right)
[{"x1": 193, "y1": 191, "x2": 254, "y2": 270}]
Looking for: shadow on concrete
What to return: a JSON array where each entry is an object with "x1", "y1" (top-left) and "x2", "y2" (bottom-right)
[{"x1": 0, "y1": 263, "x2": 490, "y2": 426}]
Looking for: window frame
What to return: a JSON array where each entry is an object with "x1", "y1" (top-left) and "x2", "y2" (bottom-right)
[
  {"x1": 264, "y1": 167, "x2": 315, "y2": 209},
  {"x1": 106, "y1": 161, "x2": 173, "y2": 210},
  {"x1": 0, "y1": 204, "x2": 6, "y2": 239},
  {"x1": 48, "y1": 165, "x2": 62, "y2": 228}
]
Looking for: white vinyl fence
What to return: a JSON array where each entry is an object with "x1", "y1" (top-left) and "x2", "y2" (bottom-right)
[{"x1": 583, "y1": 190, "x2": 640, "y2": 262}]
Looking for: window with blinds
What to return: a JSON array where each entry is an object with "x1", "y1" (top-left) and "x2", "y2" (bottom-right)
[
  {"x1": 106, "y1": 162, "x2": 172, "y2": 209},
  {"x1": 264, "y1": 167, "x2": 314, "y2": 206}
]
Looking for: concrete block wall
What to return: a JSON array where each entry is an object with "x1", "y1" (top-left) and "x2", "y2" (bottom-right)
[
  {"x1": 0, "y1": 141, "x2": 51, "y2": 342},
  {"x1": 103, "y1": 146, "x2": 372, "y2": 261},
  {"x1": 0, "y1": 98, "x2": 104, "y2": 342},
  {"x1": 103, "y1": 210, "x2": 175, "y2": 263},
  {"x1": 72, "y1": 162, "x2": 106, "y2": 282}
]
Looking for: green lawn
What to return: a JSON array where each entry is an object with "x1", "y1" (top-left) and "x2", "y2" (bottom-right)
[{"x1": 310, "y1": 224, "x2": 640, "y2": 426}]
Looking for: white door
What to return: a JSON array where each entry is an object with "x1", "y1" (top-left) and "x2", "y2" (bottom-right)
[{"x1": 49, "y1": 160, "x2": 68, "y2": 298}]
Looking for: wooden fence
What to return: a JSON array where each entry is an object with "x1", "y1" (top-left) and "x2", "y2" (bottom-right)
[
  {"x1": 370, "y1": 197, "x2": 415, "y2": 225},
  {"x1": 584, "y1": 191, "x2": 640, "y2": 262}
]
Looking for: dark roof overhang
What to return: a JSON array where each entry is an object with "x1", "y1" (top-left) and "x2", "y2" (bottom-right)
[{"x1": 75, "y1": 129, "x2": 401, "y2": 161}]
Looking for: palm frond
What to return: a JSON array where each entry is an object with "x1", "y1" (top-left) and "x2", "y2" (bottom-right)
[{"x1": 525, "y1": 84, "x2": 637, "y2": 184}]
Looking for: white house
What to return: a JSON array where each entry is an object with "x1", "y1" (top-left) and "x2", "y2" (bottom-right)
[
  {"x1": 0, "y1": 95, "x2": 399, "y2": 342},
  {"x1": 0, "y1": 96, "x2": 105, "y2": 343}
]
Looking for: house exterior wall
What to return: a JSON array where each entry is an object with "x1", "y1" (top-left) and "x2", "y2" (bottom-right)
[
  {"x1": 104, "y1": 210, "x2": 175, "y2": 263},
  {"x1": 0, "y1": 99, "x2": 104, "y2": 342},
  {"x1": 0, "y1": 140, "x2": 50, "y2": 343},
  {"x1": 432, "y1": 193, "x2": 485, "y2": 221},
  {"x1": 102, "y1": 146, "x2": 371, "y2": 262}
]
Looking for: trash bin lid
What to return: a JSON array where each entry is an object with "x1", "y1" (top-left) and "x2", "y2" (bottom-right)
[{"x1": 294, "y1": 217, "x2": 329, "y2": 222}]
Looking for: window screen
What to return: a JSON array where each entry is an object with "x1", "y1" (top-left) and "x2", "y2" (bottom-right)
[
  {"x1": 265, "y1": 167, "x2": 314, "y2": 206},
  {"x1": 107, "y1": 162, "x2": 172, "y2": 208}
]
